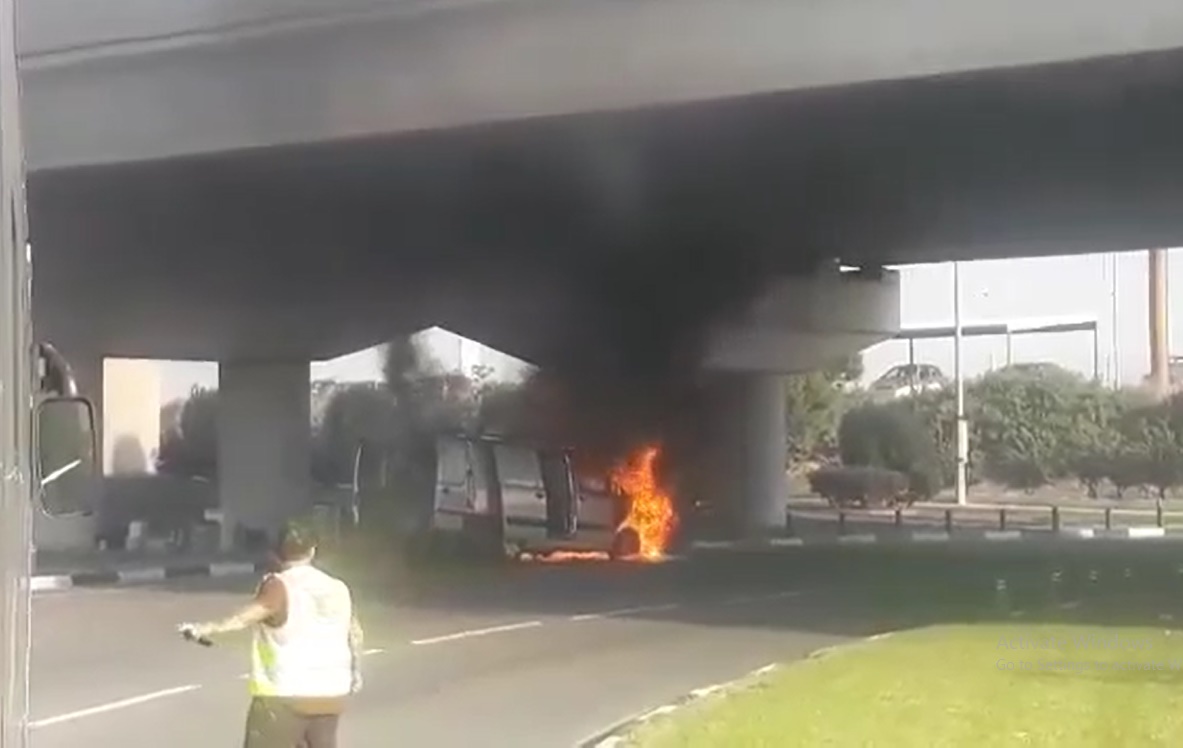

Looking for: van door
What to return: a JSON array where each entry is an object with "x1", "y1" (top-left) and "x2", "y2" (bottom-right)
[
  {"x1": 492, "y1": 443, "x2": 548, "y2": 545},
  {"x1": 434, "y1": 437, "x2": 472, "y2": 531},
  {"x1": 576, "y1": 473, "x2": 620, "y2": 535},
  {"x1": 539, "y1": 449, "x2": 577, "y2": 538},
  {"x1": 350, "y1": 441, "x2": 385, "y2": 526}
]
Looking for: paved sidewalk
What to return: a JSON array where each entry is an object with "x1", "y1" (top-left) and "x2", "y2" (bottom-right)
[{"x1": 32, "y1": 549, "x2": 266, "y2": 592}]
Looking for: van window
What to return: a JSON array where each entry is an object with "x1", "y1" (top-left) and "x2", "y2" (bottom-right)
[
  {"x1": 438, "y1": 439, "x2": 470, "y2": 487},
  {"x1": 493, "y1": 444, "x2": 543, "y2": 489}
]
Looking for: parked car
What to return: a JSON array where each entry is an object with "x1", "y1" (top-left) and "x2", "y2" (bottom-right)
[{"x1": 868, "y1": 363, "x2": 947, "y2": 400}]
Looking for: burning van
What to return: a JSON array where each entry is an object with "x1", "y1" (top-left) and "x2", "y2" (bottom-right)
[{"x1": 352, "y1": 433, "x2": 643, "y2": 560}]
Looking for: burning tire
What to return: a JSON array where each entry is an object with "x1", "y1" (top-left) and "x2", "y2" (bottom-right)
[{"x1": 610, "y1": 527, "x2": 641, "y2": 560}]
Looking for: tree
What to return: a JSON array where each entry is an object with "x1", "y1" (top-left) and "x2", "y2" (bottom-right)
[
  {"x1": 475, "y1": 380, "x2": 529, "y2": 434},
  {"x1": 1063, "y1": 386, "x2": 1130, "y2": 498},
  {"x1": 381, "y1": 334, "x2": 477, "y2": 433},
  {"x1": 784, "y1": 353, "x2": 864, "y2": 464},
  {"x1": 311, "y1": 382, "x2": 399, "y2": 486},
  {"x1": 904, "y1": 387, "x2": 972, "y2": 489},
  {"x1": 1118, "y1": 404, "x2": 1183, "y2": 500},
  {"x1": 823, "y1": 352, "x2": 864, "y2": 384},
  {"x1": 969, "y1": 365, "x2": 1091, "y2": 491},
  {"x1": 838, "y1": 400, "x2": 943, "y2": 499},
  {"x1": 156, "y1": 386, "x2": 218, "y2": 479},
  {"x1": 783, "y1": 372, "x2": 846, "y2": 463}
]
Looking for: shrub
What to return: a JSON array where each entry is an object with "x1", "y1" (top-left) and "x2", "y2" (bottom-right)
[
  {"x1": 969, "y1": 365, "x2": 1089, "y2": 490},
  {"x1": 837, "y1": 402, "x2": 942, "y2": 500},
  {"x1": 1117, "y1": 404, "x2": 1183, "y2": 500},
  {"x1": 807, "y1": 466, "x2": 911, "y2": 508},
  {"x1": 1103, "y1": 445, "x2": 1146, "y2": 500}
]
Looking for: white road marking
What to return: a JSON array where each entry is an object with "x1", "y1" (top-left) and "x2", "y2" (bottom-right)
[
  {"x1": 570, "y1": 603, "x2": 681, "y2": 621},
  {"x1": 31, "y1": 586, "x2": 807, "y2": 727},
  {"x1": 30, "y1": 685, "x2": 201, "y2": 729},
  {"x1": 410, "y1": 620, "x2": 543, "y2": 646}
]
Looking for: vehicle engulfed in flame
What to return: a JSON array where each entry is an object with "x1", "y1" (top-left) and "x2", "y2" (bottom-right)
[{"x1": 351, "y1": 434, "x2": 678, "y2": 561}]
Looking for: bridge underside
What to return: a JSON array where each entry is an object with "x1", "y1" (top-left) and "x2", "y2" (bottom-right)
[{"x1": 30, "y1": 46, "x2": 1183, "y2": 363}]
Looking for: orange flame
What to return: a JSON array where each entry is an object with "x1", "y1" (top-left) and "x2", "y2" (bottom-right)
[
  {"x1": 521, "y1": 551, "x2": 611, "y2": 563},
  {"x1": 610, "y1": 445, "x2": 677, "y2": 560}
]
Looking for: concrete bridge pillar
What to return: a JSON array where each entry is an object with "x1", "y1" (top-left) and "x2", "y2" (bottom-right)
[
  {"x1": 695, "y1": 266, "x2": 900, "y2": 539},
  {"x1": 703, "y1": 372, "x2": 788, "y2": 538},
  {"x1": 217, "y1": 360, "x2": 311, "y2": 551}
]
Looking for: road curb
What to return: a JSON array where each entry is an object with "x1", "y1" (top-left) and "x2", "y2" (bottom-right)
[
  {"x1": 577, "y1": 631, "x2": 903, "y2": 747},
  {"x1": 31, "y1": 560, "x2": 265, "y2": 593},
  {"x1": 577, "y1": 662, "x2": 781, "y2": 747}
]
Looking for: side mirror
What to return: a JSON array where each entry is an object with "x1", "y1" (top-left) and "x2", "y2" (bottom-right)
[{"x1": 34, "y1": 396, "x2": 99, "y2": 516}]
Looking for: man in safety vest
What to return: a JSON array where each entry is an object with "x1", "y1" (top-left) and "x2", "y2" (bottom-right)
[{"x1": 179, "y1": 523, "x2": 363, "y2": 748}]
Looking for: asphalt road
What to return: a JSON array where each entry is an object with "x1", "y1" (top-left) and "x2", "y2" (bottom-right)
[{"x1": 28, "y1": 562, "x2": 854, "y2": 748}]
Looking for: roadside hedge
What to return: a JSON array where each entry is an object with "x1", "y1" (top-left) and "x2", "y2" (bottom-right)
[
  {"x1": 836, "y1": 364, "x2": 1183, "y2": 500},
  {"x1": 838, "y1": 402, "x2": 942, "y2": 500},
  {"x1": 807, "y1": 465, "x2": 912, "y2": 508}
]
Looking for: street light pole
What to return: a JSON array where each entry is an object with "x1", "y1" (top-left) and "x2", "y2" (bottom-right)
[
  {"x1": 953, "y1": 262, "x2": 968, "y2": 506},
  {"x1": 1110, "y1": 252, "x2": 1120, "y2": 388}
]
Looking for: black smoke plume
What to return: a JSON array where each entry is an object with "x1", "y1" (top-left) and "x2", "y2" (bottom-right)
[{"x1": 515, "y1": 245, "x2": 777, "y2": 495}]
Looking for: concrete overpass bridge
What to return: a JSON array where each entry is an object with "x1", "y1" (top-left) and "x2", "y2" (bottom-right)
[{"x1": 24, "y1": 0, "x2": 1183, "y2": 546}]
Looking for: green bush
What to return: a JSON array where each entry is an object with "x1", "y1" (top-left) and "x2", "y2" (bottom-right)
[
  {"x1": 1114, "y1": 404, "x2": 1183, "y2": 500},
  {"x1": 969, "y1": 365, "x2": 1090, "y2": 490},
  {"x1": 905, "y1": 388, "x2": 967, "y2": 490},
  {"x1": 838, "y1": 402, "x2": 942, "y2": 499},
  {"x1": 846, "y1": 361, "x2": 1183, "y2": 501},
  {"x1": 807, "y1": 465, "x2": 911, "y2": 508}
]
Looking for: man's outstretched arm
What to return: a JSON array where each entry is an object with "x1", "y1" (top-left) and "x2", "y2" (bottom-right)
[
  {"x1": 182, "y1": 576, "x2": 283, "y2": 639},
  {"x1": 349, "y1": 613, "x2": 365, "y2": 692}
]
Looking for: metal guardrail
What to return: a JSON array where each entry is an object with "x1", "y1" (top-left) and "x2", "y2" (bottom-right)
[{"x1": 785, "y1": 502, "x2": 1183, "y2": 538}]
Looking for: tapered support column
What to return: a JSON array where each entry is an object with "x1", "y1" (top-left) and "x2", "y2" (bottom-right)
[{"x1": 703, "y1": 373, "x2": 788, "y2": 538}]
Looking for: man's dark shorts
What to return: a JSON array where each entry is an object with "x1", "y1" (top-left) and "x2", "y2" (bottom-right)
[{"x1": 243, "y1": 697, "x2": 341, "y2": 748}]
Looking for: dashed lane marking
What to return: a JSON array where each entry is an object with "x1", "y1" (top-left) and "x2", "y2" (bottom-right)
[
  {"x1": 721, "y1": 590, "x2": 801, "y2": 606},
  {"x1": 569, "y1": 603, "x2": 682, "y2": 622},
  {"x1": 410, "y1": 620, "x2": 544, "y2": 646}
]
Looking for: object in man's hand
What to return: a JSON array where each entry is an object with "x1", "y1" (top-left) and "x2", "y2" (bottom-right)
[{"x1": 178, "y1": 623, "x2": 214, "y2": 647}]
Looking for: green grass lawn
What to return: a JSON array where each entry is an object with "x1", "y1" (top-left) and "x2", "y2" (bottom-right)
[{"x1": 630, "y1": 623, "x2": 1183, "y2": 747}]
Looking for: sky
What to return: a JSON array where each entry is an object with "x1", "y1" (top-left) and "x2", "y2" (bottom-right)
[
  {"x1": 156, "y1": 249, "x2": 1176, "y2": 403},
  {"x1": 157, "y1": 327, "x2": 529, "y2": 403}
]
